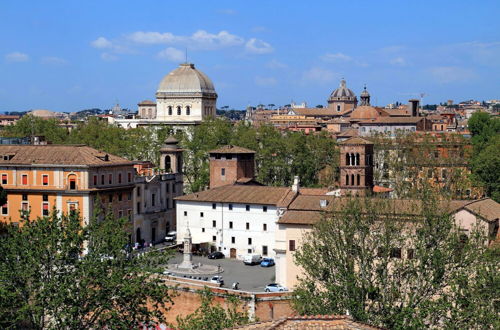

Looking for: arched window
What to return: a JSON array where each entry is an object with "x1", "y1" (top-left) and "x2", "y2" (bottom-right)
[
  {"x1": 346, "y1": 153, "x2": 350, "y2": 166},
  {"x1": 68, "y1": 174, "x2": 77, "y2": 190},
  {"x1": 351, "y1": 174, "x2": 355, "y2": 186},
  {"x1": 168, "y1": 106, "x2": 172, "y2": 116},
  {"x1": 356, "y1": 153, "x2": 360, "y2": 166},
  {"x1": 350, "y1": 154, "x2": 355, "y2": 166},
  {"x1": 177, "y1": 106, "x2": 181, "y2": 115},
  {"x1": 346, "y1": 174, "x2": 349, "y2": 185},
  {"x1": 357, "y1": 174, "x2": 361, "y2": 186},
  {"x1": 186, "y1": 106, "x2": 190, "y2": 116},
  {"x1": 165, "y1": 155, "x2": 172, "y2": 172}
]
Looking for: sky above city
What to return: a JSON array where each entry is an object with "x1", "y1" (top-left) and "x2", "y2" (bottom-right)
[{"x1": 1, "y1": 0, "x2": 499, "y2": 112}]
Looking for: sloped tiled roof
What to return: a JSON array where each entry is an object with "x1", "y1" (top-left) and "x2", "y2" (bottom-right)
[
  {"x1": 340, "y1": 137, "x2": 373, "y2": 145},
  {"x1": 358, "y1": 117, "x2": 424, "y2": 124},
  {"x1": 230, "y1": 314, "x2": 382, "y2": 329},
  {"x1": 209, "y1": 145, "x2": 255, "y2": 154},
  {"x1": 461, "y1": 198, "x2": 500, "y2": 222},
  {"x1": 175, "y1": 185, "x2": 291, "y2": 205},
  {"x1": 0, "y1": 145, "x2": 133, "y2": 167}
]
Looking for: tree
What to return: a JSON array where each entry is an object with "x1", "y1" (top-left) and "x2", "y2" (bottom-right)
[
  {"x1": 292, "y1": 194, "x2": 498, "y2": 328},
  {"x1": 0, "y1": 207, "x2": 172, "y2": 329},
  {"x1": 174, "y1": 288, "x2": 250, "y2": 330},
  {"x1": 471, "y1": 136, "x2": 500, "y2": 202}
]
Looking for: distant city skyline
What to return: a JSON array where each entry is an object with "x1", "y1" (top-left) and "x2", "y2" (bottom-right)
[{"x1": 1, "y1": 0, "x2": 499, "y2": 112}]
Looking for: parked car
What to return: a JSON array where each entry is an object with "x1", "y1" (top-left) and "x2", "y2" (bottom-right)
[
  {"x1": 210, "y1": 275, "x2": 224, "y2": 286},
  {"x1": 207, "y1": 251, "x2": 225, "y2": 259},
  {"x1": 243, "y1": 254, "x2": 262, "y2": 265},
  {"x1": 264, "y1": 283, "x2": 287, "y2": 292},
  {"x1": 165, "y1": 231, "x2": 177, "y2": 244},
  {"x1": 260, "y1": 258, "x2": 275, "y2": 267}
]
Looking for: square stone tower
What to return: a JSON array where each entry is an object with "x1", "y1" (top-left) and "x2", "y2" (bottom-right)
[
  {"x1": 339, "y1": 137, "x2": 374, "y2": 196},
  {"x1": 209, "y1": 145, "x2": 256, "y2": 189}
]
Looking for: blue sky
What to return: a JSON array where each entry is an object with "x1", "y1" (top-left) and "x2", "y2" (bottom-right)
[{"x1": 1, "y1": 0, "x2": 499, "y2": 112}]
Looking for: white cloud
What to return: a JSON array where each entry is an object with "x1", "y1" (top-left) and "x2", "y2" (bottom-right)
[
  {"x1": 41, "y1": 56, "x2": 68, "y2": 65},
  {"x1": 5, "y1": 52, "x2": 29, "y2": 62},
  {"x1": 245, "y1": 38, "x2": 273, "y2": 54},
  {"x1": 428, "y1": 66, "x2": 477, "y2": 83},
  {"x1": 218, "y1": 9, "x2": 237, "y2": 15},
  {"x1": 127, "y1": 31, "x2": 178, "y2": 44},
  {"x1": 251, "y1": 26, "x2": 267, "y2": 33},
  {"x1": 91, "y1": 37, "x2": 113, "y2": 49},
  {"x1": 390, "y1": 57, "x2": 407, "y2": 66},
  {"x1": 157, "y1": 47, "x2": 185, "y2": 62},
  {"x1": 254, "y1": 76, "x2": 277, "y2": 86},
  {"x1": 100, "y1": 53, "x2": 118, "y2": 61},
  {"x1": 302, "y1": 67, "x2": 337, "y2": 83},
  {"x1": 266, "y1": 59, "x2": 287, "y2": 69},
  {"x1": 321, "y1": 52, "x2": 352, "y2": 62}
]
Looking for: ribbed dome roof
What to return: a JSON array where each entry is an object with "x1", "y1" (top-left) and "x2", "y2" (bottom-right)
[
  {"x1": 349, "y1": 106, "x2": 382, "y2": 120},
  {"x1": 329, "y1": 79, "x2": 356, "y2": 100},
  {"x1": 157, "y1": 63, "x2": 216, "y2": 95}
]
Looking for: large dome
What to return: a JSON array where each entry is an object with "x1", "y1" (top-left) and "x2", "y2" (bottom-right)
[
  {"x1": 349, "y1": 105, "x2": 384, "y2": 121},
  {"x1": 329, "y1": 79, "x2": 356, "y2": 101},
  {"x1": 157, "y1": 63, "x2": 216, "y2": 95}
]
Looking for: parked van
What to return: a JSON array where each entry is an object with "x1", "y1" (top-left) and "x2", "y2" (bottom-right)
[{"x1": 243, "y1": 254, "x2": 262, "y2": 265}]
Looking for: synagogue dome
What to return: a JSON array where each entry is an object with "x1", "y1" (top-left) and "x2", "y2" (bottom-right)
[{"x1": 157, "y1": 63, "x2": 216, "y2": 96}]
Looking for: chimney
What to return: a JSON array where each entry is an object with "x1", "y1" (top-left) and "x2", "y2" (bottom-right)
[
  {"x1": 292, "y1": 176, "x2": 300, "y2": 193},
  {"x1": 409, "y1": 99, "x2": 420, "y2": 117},
  {"x1": 319, "y1": 199, "x2": 328, "y2": 208}
]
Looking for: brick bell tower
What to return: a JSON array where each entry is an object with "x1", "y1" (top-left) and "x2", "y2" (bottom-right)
[
  {"x1": 339, "y1": 137, "x2": 374, "y2": 196},
  {"x1": 209, "y1": 145, "x2": 256, "y2": 189}
]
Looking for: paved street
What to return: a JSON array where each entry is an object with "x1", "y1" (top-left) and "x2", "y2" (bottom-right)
[{"x1": 166, "y1": 252, "x2": 276, "y2": 292}]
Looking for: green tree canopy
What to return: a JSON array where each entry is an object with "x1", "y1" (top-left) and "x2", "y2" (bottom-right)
[{"x1": 0, "y1": 208, "x2": 172, "y2": 329}]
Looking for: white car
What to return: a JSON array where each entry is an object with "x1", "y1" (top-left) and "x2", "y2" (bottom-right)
[
  {"x1": 210, "y1": 276, "x2": 224, "y2": 286},
  {"x1": 264, "y1": 283, "x2": 287, "y2": 292}
]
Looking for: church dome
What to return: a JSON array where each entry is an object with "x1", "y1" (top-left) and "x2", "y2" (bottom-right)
[
  {"x1": 328, "y1": 79, "x2": 356, "y2": 102},
  {"x1": 349, "y1": 105, "x2": 382, "y2": 121},
  {"x1": 157, "y1": 63, "x2": 216, "y2": 96}
]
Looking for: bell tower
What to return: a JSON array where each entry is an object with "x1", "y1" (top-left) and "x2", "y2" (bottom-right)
[
  {"x1": 159, "y1": 135, "x2": 183, "y2": 173},
  {"x1": 209, "y1": 145, "x2": 256, "y2": 189},
  {"x1": 339, "y1": 137, "x2": 374, "y2": 196}
]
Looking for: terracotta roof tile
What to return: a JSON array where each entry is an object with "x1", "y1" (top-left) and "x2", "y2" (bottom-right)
[
  {"x1": 462, "y1": 198, "x2": 500, "y2": 222},
  {"x1": 209, "y1": 145, "x2": 256, "y2": 154},
  {"x1": 0, "y1": 145, "x2": 133, "y2": 167},
  {"x1": 175, "y1": 185, "x2": 291, "y2": 205},
  {"x1": 229, "y1": 314, "x2": 382, "y2": 329},
  {"x1": 358, "y1": 117, "x2": 424, "y2": 124},
  {"x1": 340, "y1": 137, "x2": 373, "y2": 145}
]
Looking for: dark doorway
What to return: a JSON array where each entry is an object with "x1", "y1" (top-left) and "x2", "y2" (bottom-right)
[
  {"x1": 136, "y1": 227, "x2": 141, "y2": 243},
  {"x1": 230, "y1": 248, "x2": 237, "y2": 258},
  {"x1": 151, "y1": 227, "x2": 156, "y2": 244}
]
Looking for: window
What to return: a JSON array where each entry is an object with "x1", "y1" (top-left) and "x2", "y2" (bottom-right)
[
  {"x1": 212, "y1": 203, "x2": 216, "y2": 209},
  {"x1": 172, "y1": 184, "x2": 176, "y2": 193},
  {"x1": 118, "y1": 193, "x2": 123, "y2": 202},
  {"x1": 22, "y1": 174, "x2": 28, "y2": 185},
  {"x1": 289, "y1": 240, "x2": 296, "y2": 251},
  {"x1": 427, "y1": 169, "x2": 433, "y2": 178},
  {"x1": 229, "y1": 221, "x2": 233, "y2": 229},
  {"x1": 108, "y1": 194, "x2": 113, "y2": 203},
  {"x1": 186, "y1": 106, "x2": 190, "y2": 116},
  {"x1": 246, "y1": 205, "x2": 250, "y2": 211},
  {"x1": 337, "y1": 105, "x2": 341, "y2": 112},
  {"x1": 263, "y1": 223, "x2": 267, "y2": 231},
  {"x1": 1, "y1": 203, "x2": 8, "y2": 215},
  {"x1": 407, "y1": 249, "x2": 415, "y2": 259},
  {"x1": 248, "y1": 249, "x2": 252, "y2": 253},
  {"x1": 357, "y1": 174, "x2": 361, "y2": 186},
  {"x1": 248, "y1": 238, "x2": 252, "y2": 245},
  {"x1": 200, "y1": 212, "x2": 204, "y2": 218},
  {"x1": 40, "y1": 174, "x2": 49, "y2": 186},
  {"x1": 390, "y1": 248, "x2": 402, "y2": 259},
  {"x1": 212, "y1": 235, "x2": 216, "y2": 242},
  {"x1": 246, "y1": 222, "x2": 249, "y2": 230},
  {"x1": 128, "y1": 192, "x2": 132, "y2": 200},
  {"x1": 151, "y1": 193, "x2": 155, "y2": 206},
  {"x1": 262, "y1": 245, "x2": 268, "y2": 256},
  {"x1": 177, "y1": 106, "x2": 181, "y2": 115},
  {"x1": 42, "y1": 203, "x2": 49, "y2": 216},
  {"x1": 226, "y1": 154, "x2": 232, "y2": 160},
  {"x1": 166, "y1": 184, "x2": 170, "y2": 193},
  {"x1": 68, "y1": 203, "x2": 77, "y2": 215},
  {"x1": 221, "y1": 168, "x2": 225, "y2": 176},
  {"x1": 263, "y1": 206, "x2": 267, "y2": 212},
  {"x1": 211, "y1": 220, "x2": 216, "y2": 228},
  {"x1": 43, "y1": 194, "x2": 48, "y2": 202},
  {"x1": 93, "y1": 175, "x2": 97, "y2": 186},
  {"x1": 101, "y1": 175, "x2": 105, "y2": 185},
  {"x1": 1, "y1": 174, "x2": 6, "y2": 185},
  {"x1": 229, "y1": 204, "x2": 233, "y2": 210},
  {"x1": 231, "y1": 237, "x2": 235, "y2": 244},
  {"x1": 118, "y1": 173, "x2": 122, "y2": 184},
  {"x1": 118, "y1": 210, "x2": 123, "y2": 218},
  {"x1": 128, "y1": 172, "x2": 132, "y2": 182},
  {"x1": 202, "y1": 228, "x2": 205, "y2": 232},
  {"x1": 22, "y1": 194, "x2": 28, "y2": 201},
  {"x1": 127, "y1": 209, "x2": 132, "y2": 221},
  {"x1": 168, "y1": 106, "x2": 172, "y2": 116},
  {"x1": 108, "y1": 174, "x2": 113, "y2": 184},
  {"x1": 346, "y1": 174, "x2": 349, "y2": 185},
  {"x1": 69, "y1": 175, "x2": 76, "y2": 190},
  {"x1": 184, "y1": 211, "x2": 187, "y2": 216},
  {"x1": 137, "y1": 187, "x2": 141, "y2": 196},
  {"x1": 137, "y1": 202, "x2": 141, "y2": 213},
  {"x1": 441, "y1": 169, "x2": 447, "y2": 179}
]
